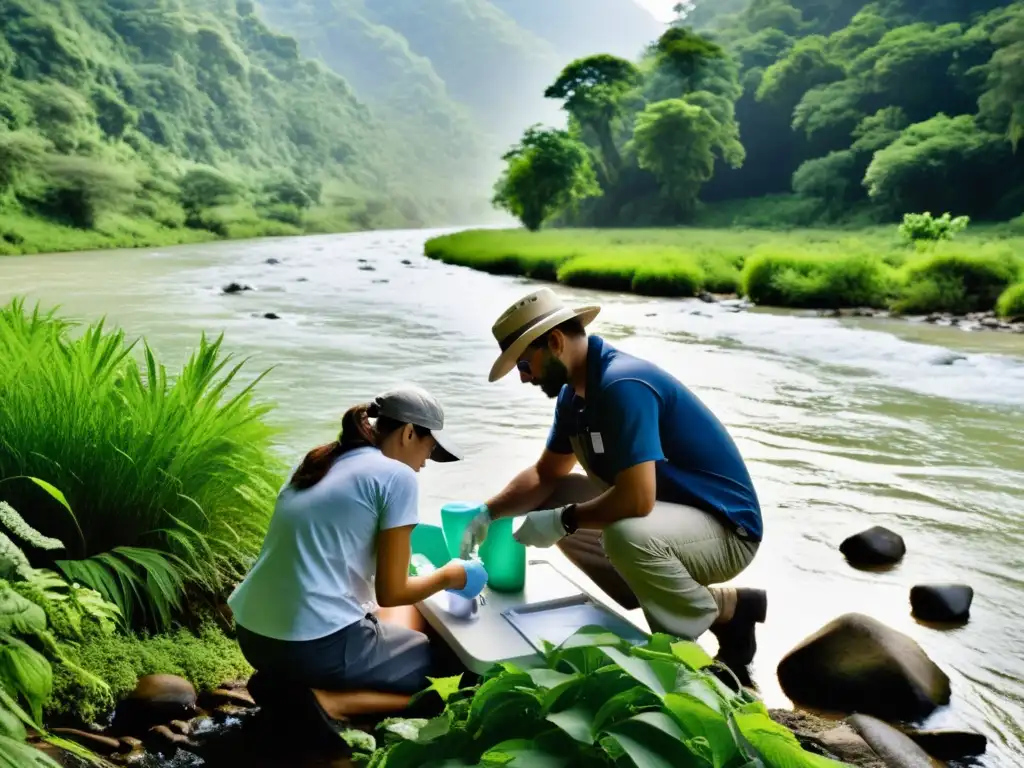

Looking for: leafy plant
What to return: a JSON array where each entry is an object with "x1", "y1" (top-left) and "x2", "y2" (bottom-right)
[
  {"x1": 351, "y1": 627, "x2": 849, "y2": 767},
  {"x1": 0, "y1": 298, "x2": 285, "y2": 631},
  {"x1": 898, "y1": 212, "x2": 970, "y2": 244}
]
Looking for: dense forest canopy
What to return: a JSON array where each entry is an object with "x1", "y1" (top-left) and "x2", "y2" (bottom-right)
[{"x1": 495, "y1": 0, "x2": 1024, "y2": 229}]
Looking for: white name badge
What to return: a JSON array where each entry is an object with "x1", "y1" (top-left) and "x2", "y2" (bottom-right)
[{"x1": 591, "y1": 432, "x2": 605, "y2": 454}]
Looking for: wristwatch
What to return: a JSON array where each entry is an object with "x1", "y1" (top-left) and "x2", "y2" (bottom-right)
[{"x1": 560, "y1": 503, "x2": 579, "y2": 535}]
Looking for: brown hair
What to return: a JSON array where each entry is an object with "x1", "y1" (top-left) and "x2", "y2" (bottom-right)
[{"x1": 289, "y1": 402, "x2": 432, "y2": 490}]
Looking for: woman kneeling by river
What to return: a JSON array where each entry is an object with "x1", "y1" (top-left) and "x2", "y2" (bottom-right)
[{"x1": 227, "y1": 386, "x2": 487, "y2": 719}]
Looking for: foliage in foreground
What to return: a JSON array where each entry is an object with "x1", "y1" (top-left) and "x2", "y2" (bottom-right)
[
  {"x1": 425, "y1": 227, "x2": 1024, "y2": 314},
  {"x1": 346, "y1": 627, "x2": 847, "y2": 767},
  {"x1": 0, "y1": 298, "x2": 286, "y2": 632}
]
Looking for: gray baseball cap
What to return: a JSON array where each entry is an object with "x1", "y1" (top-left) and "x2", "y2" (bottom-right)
[{"x1": 372, "y1": 385, "x2": 462, "y2": 463}]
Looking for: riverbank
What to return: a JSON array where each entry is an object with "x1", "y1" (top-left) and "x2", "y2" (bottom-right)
[
  {"x1": 424, "y1": 227, "x2": 1024, "y2": 319},
  {"x1": 0, "y1": 202, "x2": 416, "y2": 258}
]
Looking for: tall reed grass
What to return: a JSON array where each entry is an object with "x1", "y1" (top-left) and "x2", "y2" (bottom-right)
[
  {"x1": 426, "y1": 228, "x2": 1024, "y2": 314},
  {"x1": 0, "y1": 299, "x2": 286, "y2": 631}
]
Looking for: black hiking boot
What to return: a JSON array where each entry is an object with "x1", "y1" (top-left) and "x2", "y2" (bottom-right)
[{"x1": 709, "y1": 588, "x2": 768, "y2": 669}]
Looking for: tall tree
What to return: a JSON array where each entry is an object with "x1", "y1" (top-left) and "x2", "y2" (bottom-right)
[{"x1": 544, "y1": 54, "x2": 639, "y2": 183}]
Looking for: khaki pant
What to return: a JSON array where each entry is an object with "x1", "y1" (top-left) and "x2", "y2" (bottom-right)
[{"x1": 542, "y1": 474, "x2": 758, "y2": 640}]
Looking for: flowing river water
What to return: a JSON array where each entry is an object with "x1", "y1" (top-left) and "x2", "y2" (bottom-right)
[{"x1": 1, "y1": 229, "x2": 1023, "y2": 766}]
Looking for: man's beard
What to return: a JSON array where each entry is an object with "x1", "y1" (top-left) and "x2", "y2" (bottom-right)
[{"x1": 535, "y1": 354, "x2": 570, "y2": 398}]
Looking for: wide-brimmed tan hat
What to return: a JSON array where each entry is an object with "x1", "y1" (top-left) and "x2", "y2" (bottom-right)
[{"x1": 488, "y1": 288, "x2": 601, "y2": 382}]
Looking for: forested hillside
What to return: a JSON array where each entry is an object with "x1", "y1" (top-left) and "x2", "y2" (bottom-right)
[
  {"x1": 255, "y1": 0, "x2": 666, "y2": 224},
  {"x1": 0, "y1": 0, "x2": 453, "y2": 253},
  {"x1": 491, "y1": 0, "x2": 1024, "y2": 230}
]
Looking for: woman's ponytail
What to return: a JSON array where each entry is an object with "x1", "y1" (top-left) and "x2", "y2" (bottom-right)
[{"x1": 290, "y1": 403, "x2": 377, "y2": 490}]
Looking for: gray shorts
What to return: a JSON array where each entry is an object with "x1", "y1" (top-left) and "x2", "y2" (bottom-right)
[{"x1": 236, "y1": 614, "x2": 433, "y2": 694}]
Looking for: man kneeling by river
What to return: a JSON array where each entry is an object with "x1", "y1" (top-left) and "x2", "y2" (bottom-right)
[{"x1": 461, "y1": 288, "x2": 767, "y2": 672}]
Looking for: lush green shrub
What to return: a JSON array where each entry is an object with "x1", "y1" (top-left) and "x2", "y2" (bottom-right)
[
  {"x1": 996, "y1": 282, "x2": 1024, "y2": 319},
  {"x1": 352, "y1": 627, "x2": 846, "y2": 767},
  {"x1": 0, "y1": 299, "x2": 285, "y2": 631},
  {"x1": 898, "y1": 212, "x2": 970, "y2": 243},
  {"x1": 31, "y1": 155, "x2": 137, "y2": 229},
  {"x1": 895, "y1": 249, "x2": 1019, "y2": 314},
  {"x1": 632, "y1": 259, "x2": 704, "y2": 297},
  {"x1": 741, "y1": 249, "x2": 892, "y2": 308}
]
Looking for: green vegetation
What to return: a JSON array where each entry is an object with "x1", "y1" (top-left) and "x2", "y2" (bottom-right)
[
  {"x1": 486, "y1": 1, "x2": 1024, "y2": 230},
  {"x1": 0, "y1": 298, "x2": 285, "y2": 631},
  {"x1": 0, "y1": 0, "x2": 444, "y2": 256},
  {"x1": 349, "y1": 627, "x2": 845, "y2": 767},
  {"x1": 425, "y1": 226, "x2": 1024, "y2": 313}
]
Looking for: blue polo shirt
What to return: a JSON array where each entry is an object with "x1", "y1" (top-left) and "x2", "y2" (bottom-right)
[{"x1": 546, "y1": 335, "x2": 762, "y2": 542}]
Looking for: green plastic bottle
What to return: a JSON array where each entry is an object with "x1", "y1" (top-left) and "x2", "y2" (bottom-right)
[{"x1": 479, "y1": 516, "x2": 526, "y2": 593}]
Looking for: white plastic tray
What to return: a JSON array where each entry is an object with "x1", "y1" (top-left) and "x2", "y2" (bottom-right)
[{"x1": 502, "y1": 593, "x2": 649, "y2": 652}]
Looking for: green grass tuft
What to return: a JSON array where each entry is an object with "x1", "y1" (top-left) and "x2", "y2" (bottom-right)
[
  {"x1": 996, "y1": 282, "x2": 1024, "y2": 319},
  {"x1": 0, "y1": 298, "x2": 287, "y2": 632}
]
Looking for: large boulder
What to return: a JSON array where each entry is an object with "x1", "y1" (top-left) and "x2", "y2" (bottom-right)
[
  {"x1": 777, "y1": 613, "x2": 951, "y2": 722},
  {"x1": 112, "y1": 674, "x2": 198, "y2": 733},
  {"x1": 847, "y1": 715, "x2": 939, "y2": 768},
  {"x1": 900, "y1": 728, "x2": 987, "y2": 761},
  {"x1": 909, "y1": 584, "x2": 973, "y2": 624},
  {"x1": 840, "y1": 526, "x2": 906, "y2": 567}
]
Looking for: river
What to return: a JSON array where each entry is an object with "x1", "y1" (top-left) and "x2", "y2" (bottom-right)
[{"x1": 2, "y1": 229, "x2": 1023, "y2": 766}]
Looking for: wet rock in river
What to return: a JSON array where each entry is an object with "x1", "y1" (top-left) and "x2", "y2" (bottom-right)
[
  {"x1": 144, "y1": 724, "x2": 200, "y2": 756},
  {"x1": 777, "y1": 613, "x2": 951, "y2": 722},
  {"x1": 401, "y1": 259, "x2": 413, "y2": 265},
  {"x1": 847, "y1": 715, "x2": 936, "y2": 768},
  {"x1": 222, "y1": 282, "x2": 252, "y2": 294},
  {"x1": 929, "y1": 351, "x2": 966, "y2": 366},
  {"x1": 840, "y1": 525, "x2": 906, "y2": 567},
  {"x1": 910, "y1": 583, "x2": 973, "y2": 624},
  {"x1": 899, "y1": 727, "x2": 987, "y2": 761},
  {"x1": 200, "y1": 687, "x2": 257, "y2": 710},
  {"x1": 266, "y1": 257, "x2": 280, "y2": 265},
  {"x1": 263, "y1": 312, "x2": 280, "y2": 320},
  {"x1": 358, "y1": 264, "x2": 376, "y2": 272},
  {"x1": 117, "y1": 737, "x2": 143, "y2": 753},
  {"x1": 113, "y1": 674, "x2": 198, "y2": 732},
  {"x1": 698, "y1": 291, "x2": 716, "y2": 303},
  {"x1": 769, "y1": 710, "x2": 884, "y2": 767}
]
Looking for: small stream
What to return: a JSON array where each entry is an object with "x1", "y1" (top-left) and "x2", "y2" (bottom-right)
[{"x1": 3, "y1": 229, "x2": 1023, "y2": 766}]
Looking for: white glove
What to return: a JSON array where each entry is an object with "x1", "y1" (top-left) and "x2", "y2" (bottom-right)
[
  {"x1": 459, "y1": 504, "x2": 492, "y2": 558},
  {"x1": 513, "y1": 507, "x2": 568, "y2": 549}
]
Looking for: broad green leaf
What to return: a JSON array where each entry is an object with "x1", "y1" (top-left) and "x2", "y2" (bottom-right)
[
  {"x1": 23, "y1": 478, "x2": 84, "y2": 550},
  {"x1": 340, "y1": 729, "x2": 376, "y2": 753},
  {"x1": 665, "y1": 693, "x2": 739, "y2": 768},
  {"x1": 0, "y1": 704, "x2": 24, "y2": 741},
  {"x1": 599, "y1": 646, "x2": 679, "y2": 697},
  {"x1": 527, "y1": 668, "x2": 577, "y2": 690},
  {"x1": 558, "y1": 626, "x2": 625, "y2": 649},
  {"x1": 0, "y1": 535, "x2": 32, "y2": 582},
  {"x1": 471, "y1": 691, "x2": 545, "y2": 748},
  {"x1": 592, "y1": 685, "x2": 661, "y2": 734},
  {"x1": 0, "y1": 640, "x2": 53, "y2": 725},
  {"x1": 0, "y1": 686, "x2": 36, "y2": 735},
  {"x1": 733, "y1": 711, "x2": 849, "y2": 768},
  {"x1": 606, "y1": 712, "x2": 714, "y2": 768},
  {"x1": 467, "y1": 672, "x2": 535, "y2": 729},
  {"x1": 545, "y1": 705, "x2": 594, "y2": 744},
  {"x1": 0, "y1": 585, "x2": 46, "y2": 636},
  {"x1": 671, "y1": 641, "x2": 715, "y2": 670},
  {"x1": 540, "y1": 673, "x2": 586, "y2": 713},
  {"x1": 480, "y1": 739, "x2": 567, "y2": 767},
  {"x1": 0, "y1": 734, "x2": 62, "y2": 768},
  {"x1": 0, "y1": 504, "x2": 63, "y2": 552},
  {"x1": 676, "y1": 676, "x2": 735, "y2": 719},
  {"x1": 415, "y1": 712, "x2": 452, "y2": 744},
  {"x1": 380, "y1": 717, "x2": 430, "y2": 742},
  {"x1": 425, "y1": 675, "x2": 463, "y2": 702}
]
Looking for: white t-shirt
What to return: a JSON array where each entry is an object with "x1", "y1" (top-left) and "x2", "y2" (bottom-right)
[{"x1": 227, "y1": 446, "x2": 420, "y2": 642}]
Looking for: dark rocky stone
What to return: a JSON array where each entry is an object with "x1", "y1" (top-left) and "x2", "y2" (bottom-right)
[
  {"x1": 980, "y1": 316, "x2": 1003, "y2": 329},
  {"x1": 372, "y1": 278, "x2": 390, "y2": 284},
  {"x1": 49, "y1": 728, "x2": 120, "y2": 755},
  {"x1": 117, "y1": 737, "x2": 143, "y2": 753},
  {"x1": 910, "y1": 584, "x2": 973, "y2": 624},
  {"x1": 899, "y1": 728, "x2": 987, "y2": 761},
  {"x1": 777, "y1": 613, "x2": 951, "y2": 722},
  {"x1": 168, "y1": 719, "x2": 192, "y2": 736},
  {"x1": 113, "y1": 674, "x2": 198, "y2": 732},
  {"x1": 263, "y1": 312, "x2": 280, "y2": 320},
  {"x1": 200, "y1": 687, "x2": 257, "y2": 710},
  {"x1": 769, "y1": 710, "x2": 884, "y2": 767},
  {"x1": 222, "y1": 282, "x2": 252, "y2": 295},
  {"x1": 698, "y1": 291, "x2": 716, "y2": 303},
  {"x1": 144, "y1": 725, "x2": 200, "y2": 755},
  {"x1": 266, "y1": 258, "x2": 280, "y2": 264},
  {"x1": 929, "y1": 352, "x2": 967, "y2": 366},
  {"x1": 401, "y1": 259, "x2": 412, "y2": 265},
  {"x1": 296, "y1": 277, "x2": 309, "y2": 282},
  {"x1": 357, "y1": 264, "x2": 376, "y2": 272},
  {"x1": 847, "y1": 715, "x2": 936, "y2": 768},
  {"x1": 840, "y1": 525, "x2": 906, "y2": 567}
]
